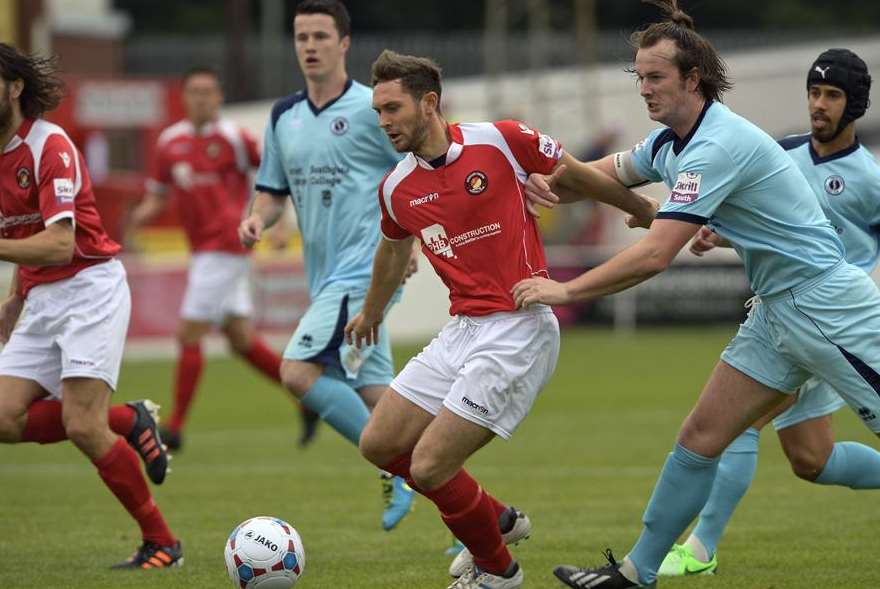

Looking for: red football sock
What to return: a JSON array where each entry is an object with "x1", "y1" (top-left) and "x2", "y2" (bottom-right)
[
  {"x1": 23, "y1": 400, "x2": 138, "y2": 443},
  {"x1": 169, "y1": 343, "x2": 204, "y2": 432},
  {"x1": 383, "y1": 456, "x2": 511, "y2": 576},
  {"x1": 21, "y1": 400, "x2": 66, "y2": 443},
  {"x1": 94, "y1": 437, "x2": 176, "y2": 546},
  {"x1": 381, "y1": 453, "x2": 413, "y2": 480},
  {"x1": 240, "y1": 337, "x2": 283, "y2": 384},
  {"x1": 22, "y1": 402, "x2": 137, "y2": 443},
  {"x1": 486, "y1": 493, "x2": 508, "y2": 519},
  {"x1": 108, "y1": 405, "x2": 136, "y2": 437},
  {"x1": 425, "y1": 470, "x2": 511, "y2": 575}
]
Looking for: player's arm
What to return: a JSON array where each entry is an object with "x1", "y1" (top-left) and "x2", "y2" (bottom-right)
[
  {"x1": 0, "y1": 219, "x2": 74, "y2": 266},
  {"x1": 344, "y1": 236, "x2": 415, "y2": 348},
  {"x1": 0, "y1": 266, "x2": 23, "y2": 343},
  {"x1": 525, "y1": 151, "x2": 658, "y2": 228},
  {"x1": 513, "y1": 218, "x2": 699, "y2": 306},
  {"x1": 126, "y1": 190, "x2": 169, "y2": 248},
  {"x1": 239, "y1": 191, "x2": 288, "y2": 247}
]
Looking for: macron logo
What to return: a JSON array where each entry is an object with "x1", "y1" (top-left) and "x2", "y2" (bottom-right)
[{"x1": 409, "y1": 192, "x2": 440, "y2": 207}]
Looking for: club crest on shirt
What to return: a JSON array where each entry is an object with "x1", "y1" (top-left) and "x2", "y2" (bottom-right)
[
  {"x1": 465, "y1": 171, "x2": 488, "y2": 195},
  {"x1": 15, "y1": 167, "x2": 30, "y2": 189},
  {"x1": 330, "y1": 116, "x2": 349, "y2": 136},
  {"x1": 669, "y1": 171, "x2": 702, "y2": 204},
  {"x1": 824, "y1": 175, "x2": 845, "y2": 196},
  {"x1": 206, "y1": 142, "x2": 222, "y2": 158}
]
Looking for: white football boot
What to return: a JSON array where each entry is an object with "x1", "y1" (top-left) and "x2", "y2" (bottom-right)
[{"x1": 448, "y1": 507, "x2": 531, "y2": 578}]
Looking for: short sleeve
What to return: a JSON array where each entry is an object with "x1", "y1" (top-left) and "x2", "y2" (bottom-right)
[
  {"x1": 627, "y1": 128, "x2": 667, "y2": 184},
  {"x1": 242, "y1": 129, "x2": 260, "y2": 168},
  {"x1": 377, "y1": 180, "x2": 410, "y2": 241},
  {"x1": 254, "y1": 118, "x2": 290, "y2": 196},
  {"x1": 656, "y1": 140, "x2": 738, "y2": 224},
  {"x1": 494, "y1": 120, "x2": 563, "y2": 175},
  {"x1": 146, "y1": 140, "x2": 171, "y2": 194},
  {"x1": 38, "y1": 134, "x2": 80, "y2": 226}
]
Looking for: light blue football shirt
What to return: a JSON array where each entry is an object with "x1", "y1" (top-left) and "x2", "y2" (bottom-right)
[
  {"x1": 256, "y1": 80, "x2": 402, "y2": 296},
  {"x1": 779, "y1": 134, "x2": 880, "y2": 274},
  {"x1": 629, "y1": 101, "x2": 845, "y2": 297}
]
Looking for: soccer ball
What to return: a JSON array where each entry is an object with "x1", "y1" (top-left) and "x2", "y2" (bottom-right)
[{"x1": 224, "y1": 516, "x2": 305, "y2": 588}]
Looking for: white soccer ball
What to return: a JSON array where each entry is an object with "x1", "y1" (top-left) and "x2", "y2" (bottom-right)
[{"x1": 224, "y1": 516, "x2": 305, "y2": 588}]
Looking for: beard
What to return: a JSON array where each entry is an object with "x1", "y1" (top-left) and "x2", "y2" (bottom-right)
[
  {"x1": 811, "y1": 125, "x2": 837, "y2": 143},
  {"x1": 402, "y1": 111, "x2": 430, "y2": 154}
]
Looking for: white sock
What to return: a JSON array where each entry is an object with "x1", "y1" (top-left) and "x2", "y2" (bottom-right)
[
  {"x1": 685, "y1": 534, "x2": 710, "y2": 562},
  {"x1": 620, "y1": 556, "x2": 641, "y2": 584}
]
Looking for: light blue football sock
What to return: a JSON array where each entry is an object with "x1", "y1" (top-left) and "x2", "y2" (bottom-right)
[
  {"x1": 691, "y1": 427, "x2": 760, "y2": 559},
  {"x1": 627, "y1": 442, "x2": 719, "y2": 585},
  {"x1": 300, "y1": 375, "x2": 369, "y2": 446},
  {"x1": 815, "y1": 441, "x2": 880, "y2": 489}
]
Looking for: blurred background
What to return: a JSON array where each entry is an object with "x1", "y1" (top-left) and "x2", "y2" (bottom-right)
[{"x1": 3, "y1": 0, "x2": 879, "y2": 351}]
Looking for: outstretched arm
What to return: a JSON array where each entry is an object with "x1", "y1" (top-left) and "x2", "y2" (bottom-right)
[
  {"x1": 512, "y1": 218, "x2": 699, "y2": 306},
  {"x1": 525, "y1": 152, "x2": 658, "y2": 227},
  {"x1": 345, "y1": 236, "x2": 416, "y2": 348}
]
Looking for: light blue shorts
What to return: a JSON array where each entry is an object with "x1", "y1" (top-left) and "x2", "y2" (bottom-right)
[
  {"x1": 771, "y1": 377, "x2": 847, "y2": 431},
  {"x1": 283, "y1": 284, "x2": 394, "y2": 389},
  {"x1": 721, "y1": 260, "x2": 880, "y2": 433}
]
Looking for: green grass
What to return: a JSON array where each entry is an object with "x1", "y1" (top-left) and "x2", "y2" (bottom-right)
[{"x1": 2, "y1": 327, "x2": 878, "y2": 588}]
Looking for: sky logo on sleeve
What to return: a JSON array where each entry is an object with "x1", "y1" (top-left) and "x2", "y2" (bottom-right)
[
  {"x1": 53, "y1": 178, "x2": 75, "y2": 204},
  {"x1": 670, "y1": 172, "x2": 702, "y2": 204}
]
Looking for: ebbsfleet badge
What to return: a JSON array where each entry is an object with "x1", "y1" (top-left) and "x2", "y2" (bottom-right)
[{"x1": 464, "y1": 171, "x2": 488, "y2": 195}]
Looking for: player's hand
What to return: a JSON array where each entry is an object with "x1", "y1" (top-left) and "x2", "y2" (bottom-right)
[
  {"x1": 0, "y1": 295, "x2": 24, "y2": 344},
  {"x1": 238, "y1": 214, "x2": 265, "y2": 248},
  {"x1": 524, "y1": 164, "x2": 566, "y2": 217},
  {"x1": 511, "y1": 277, "x2": 571, "y2": 308},
  {"x1": 402, "y1": 247, "x2": 419, "y2": 284},
  {"x1": 625, "y1": 193, "x2": 660, "y2": 229},
  {"x1": 344, "y1": 310, "x2": 384, "y2": 349},
  {"x1": 689, "y1": 226, "x2": 721, "y2": 257}
]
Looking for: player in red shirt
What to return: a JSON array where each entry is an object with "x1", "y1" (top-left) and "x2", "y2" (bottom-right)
[
  {"x1": 0, "y1": 43, "x2": 181, "y2": 568},
  {"x1": 345, "y1": 50, "x2": 656, "y2": 589},
  {"x1": 128, "y1": 66, "x2": 319, "y2": 450}
]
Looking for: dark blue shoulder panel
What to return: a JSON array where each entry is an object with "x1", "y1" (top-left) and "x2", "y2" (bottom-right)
[
  {"x1": 271, "y1": 92, "x2": 306, "y2": 130},
  {"x1": 777, "y1": 134, "x2": 810, "y2": 151},
  {"x1": 651, "y1": 129, "x2": 676, "y2": 163}
]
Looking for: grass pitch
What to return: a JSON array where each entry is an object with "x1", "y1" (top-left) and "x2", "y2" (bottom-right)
[{"x1": 1, "y1": 327, "x2": 877, "y2": 588}]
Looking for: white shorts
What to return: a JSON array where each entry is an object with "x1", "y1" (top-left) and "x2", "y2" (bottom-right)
[
  {"x1": 391, "y1": 306, "x2": 560, "y2": 439},
  {"x1": 0, "y1": 259, "x2": 130, "y2": 398},
  {"x1": 180, "y1": 252, "x2": 253, "y2": 323}
]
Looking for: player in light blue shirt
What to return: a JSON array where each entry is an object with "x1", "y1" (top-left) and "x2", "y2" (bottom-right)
[
  {"x1": 658, "y1": 47, "x2": 880, "y2": 577},
  {"x1": 239, "y1": 0, "x2": 414, "y2": 531},
  {"x1": 514, "y1": 6, "x2": 880, "y2": 588}
]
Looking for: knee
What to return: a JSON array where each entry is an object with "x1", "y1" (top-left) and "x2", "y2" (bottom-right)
[
  {"x1": 280, "y1": 361, "x2": 320, "y2": 398},
  {"x1": 0, "y1": 410, "x2": 25, "y2": 442},
  {"x1": 678, "y1": 415, "x2": 724, "y2": 458},
  {"x1": 359, "y1": 424, "x2": 392, "y2": 467},
  {"x1": 409, "y1": 451, "x2": 451, "y2": 492},
  {"x1": 176, "y1": 328, "x2": 202, "y2": 347},
  {"x1": 225, "y1": 332, "x2": 253, "y2": 356},
  {"x1": 62, "y1": 411, "x2": 103, "y2": 450},
  {"x1": 788, "y1": 452, "x2": 827, "y2": 482}
]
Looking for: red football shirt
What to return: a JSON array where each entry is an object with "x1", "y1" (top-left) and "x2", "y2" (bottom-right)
[
  {"x1": 379, "y1": 120, "x2": 563, "y2": 316},
  {"x1": 148, "y1": 118, "x2": 259, "y2": 253},
  {"x1": 0, "y1": 118, "x2": 120, "y2": 296}
]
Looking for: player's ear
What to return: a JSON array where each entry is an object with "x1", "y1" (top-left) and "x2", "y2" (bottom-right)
[
  {"x1": 684, "y1": 67, "x2": 700, "y2": 94},
  {"x1": 422, "y1": 91, "x2": 440, "y2": 115},
  {"x1": 9, "y1": 78, "x2": 23, "y2": 101},
  {"x1": 339, "y1": 35, "x2": 351, "y2": 54}
]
